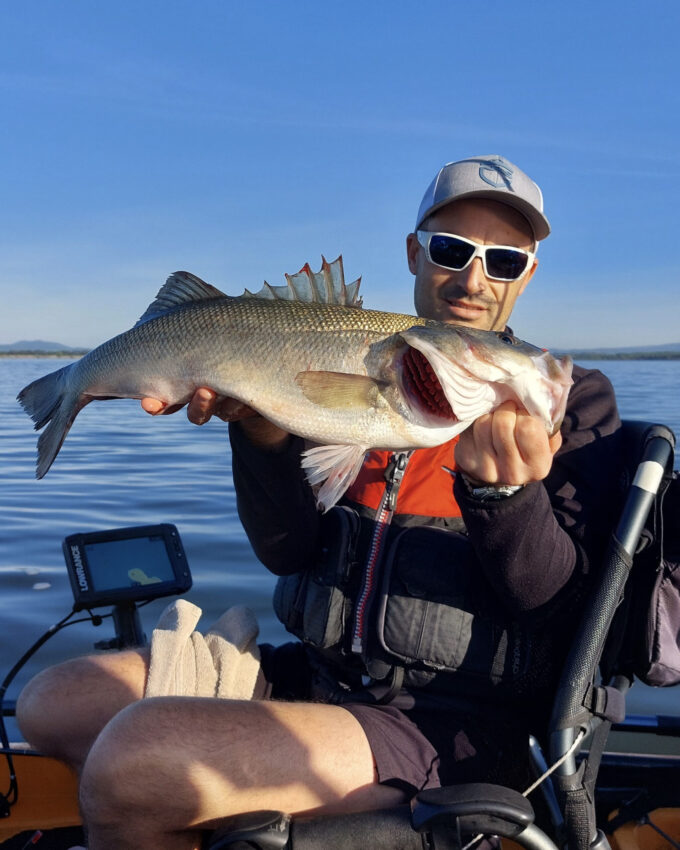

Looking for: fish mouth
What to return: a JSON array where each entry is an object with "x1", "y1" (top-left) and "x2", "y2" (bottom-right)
[{"x1": 401, "y1": 346, "x2": 457, "y2": 422}]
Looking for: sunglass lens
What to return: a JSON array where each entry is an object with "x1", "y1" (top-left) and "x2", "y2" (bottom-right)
[
  {"x1": 428, "y1": 235, "x2": 475, "y2": 270},
  {"x1": 486, "y1": 248, "x2": 529, "y2": 281}
]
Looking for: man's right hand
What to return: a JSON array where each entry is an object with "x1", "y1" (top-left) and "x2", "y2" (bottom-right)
[{"x1": 141, "y1": 388, "x2": 290, "y2": 449}]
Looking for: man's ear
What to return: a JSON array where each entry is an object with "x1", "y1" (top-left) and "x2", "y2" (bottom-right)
[{"x1": 406, "y1": 232, "x2": 419, "y2": 274}]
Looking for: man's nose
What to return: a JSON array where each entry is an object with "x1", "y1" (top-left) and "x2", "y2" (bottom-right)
[{"x1": 455, "y1": 257, "x2": 488, "y2": 294}]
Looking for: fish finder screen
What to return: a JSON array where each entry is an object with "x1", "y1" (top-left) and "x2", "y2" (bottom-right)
[
  {"x1": 83, "y1": 535, "x2": 175, "y2": 592},
  {"x1": 63, "y1": 524, "x2": 191, "y2": 609}
]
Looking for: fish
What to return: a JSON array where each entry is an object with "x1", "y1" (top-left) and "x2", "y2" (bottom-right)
[{"x1": 18, "y1": 257, "x2": 573, "y2": 510}]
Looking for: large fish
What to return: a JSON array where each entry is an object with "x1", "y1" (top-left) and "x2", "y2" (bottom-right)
[{"x1": 18, "y1": 258, "x2": 572, "y2": 509}]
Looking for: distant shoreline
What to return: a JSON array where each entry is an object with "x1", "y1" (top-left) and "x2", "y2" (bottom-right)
[
  {"x1": 2, "y1": 350, "x2": 679, "y2": 361},
  {"x1": 0, "y1": 351, "x2": 88, "y2": 358},
  {"x1": 557, "y1": 352, "x2": 680, "y2": 361}
]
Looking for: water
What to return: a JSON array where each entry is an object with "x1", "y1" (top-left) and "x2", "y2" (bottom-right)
[
  {"x1": 1, "y1": 357, "x2": 679, "y2": 742},
  {"x1": 1, "y1": 357, "x2": 291, "y2": 716}
]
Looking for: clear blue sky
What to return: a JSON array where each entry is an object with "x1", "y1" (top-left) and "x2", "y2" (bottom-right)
[{"x1": 2, "y1": 1, "x2": 678, "y2": 350}]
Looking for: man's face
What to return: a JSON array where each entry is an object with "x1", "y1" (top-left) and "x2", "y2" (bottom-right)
[{"x1": 407, "y1": 198, "x2": 538, "y2": 330}]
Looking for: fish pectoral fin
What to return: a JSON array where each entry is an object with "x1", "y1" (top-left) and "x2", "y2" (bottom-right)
[
  {"x1": 300, "y1": 444, "x2": 368, "y2": 512},
  {"x1": 135, "y1": 271, "x2": 227, "y2": 326},
  {"x1": 295, "y1": 371, "x2": 387, "y2": 409}
]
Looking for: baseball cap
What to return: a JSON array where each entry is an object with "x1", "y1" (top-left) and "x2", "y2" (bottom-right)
[{"x1": 415, "y1": 155, "x2": 550, "y2": 241}]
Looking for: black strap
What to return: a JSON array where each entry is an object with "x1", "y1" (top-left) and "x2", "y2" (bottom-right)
[
  {"x1": 555, "y1": 764, "x2": 597, "y2": 850},
  {"x1": 583, "y1": 720, "x2": 610, "y2": 802},
  {"x1": 586, "y1": 685, "x2": 626, "y2": 724},
  {"x1": 370, "y1": 666, "x2": 405, "y2": 705}
]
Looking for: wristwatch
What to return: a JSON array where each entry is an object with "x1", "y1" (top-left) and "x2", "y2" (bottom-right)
[
  {"x1": 469, "y1": 483, "x2": 524, "y2": 501},
  {"x1": 460, "y1": 474, "x2": 524, "y2": 501}
]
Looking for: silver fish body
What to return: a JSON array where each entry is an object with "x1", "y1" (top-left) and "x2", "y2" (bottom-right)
[{"x1": 18, "y1": 262, "x2": 573, "y2": 508}]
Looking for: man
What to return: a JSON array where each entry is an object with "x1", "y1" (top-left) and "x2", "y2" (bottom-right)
[{"x1": 17, "y1": 156, "x2": 621, "y2": 850}]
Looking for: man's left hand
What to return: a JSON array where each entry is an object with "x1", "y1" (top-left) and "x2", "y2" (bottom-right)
[
  {"x1": 454, "y1": 401, "x2": 562, "y2": 486},
  {"x1": 141, "y1": 388, "x2": 258, "y2": 424}
]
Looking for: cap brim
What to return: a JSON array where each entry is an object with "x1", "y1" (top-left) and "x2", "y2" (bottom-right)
[{"x1": 417, "y1": 189, "x2": 551, "y2": 241}]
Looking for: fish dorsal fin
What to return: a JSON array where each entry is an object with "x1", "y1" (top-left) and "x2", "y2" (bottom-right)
[
  {"x1": 135, "y1": 271, "x2": 227, "y2": 326},
  {"x1": 243, "y1": 256, "x2": 363, "y2": 308}
]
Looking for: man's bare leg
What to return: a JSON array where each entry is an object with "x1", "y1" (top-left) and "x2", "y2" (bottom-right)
[
  {"x1": 15, "y1": 649, "x2": 148, "y2": 771},
  {"x1": 79, "y1": 696, "x2": 408, "y2": 850}
]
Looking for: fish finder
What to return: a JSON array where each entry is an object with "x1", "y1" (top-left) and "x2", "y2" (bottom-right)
[{"x1": 62, "y1": 524, "x2": 192, "y2": 611}]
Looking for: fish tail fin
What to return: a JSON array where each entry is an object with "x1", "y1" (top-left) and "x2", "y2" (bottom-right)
[{"x1": 17, "y1": 364, "x2": 90, "y2": 478}]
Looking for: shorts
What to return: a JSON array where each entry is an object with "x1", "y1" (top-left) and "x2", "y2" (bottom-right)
[
  {"x1": 260, "y1": 642, "x2": 440, "y2": 794},
  {"x1": 259, "y1": 642, "x2": 529, "y2": 796},
  {"x1": 342, "y1": 702, "x2": 441, "y2": 794}
]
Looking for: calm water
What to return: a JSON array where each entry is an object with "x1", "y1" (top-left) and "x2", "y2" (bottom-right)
[{"x1": 1, "y1": 357, "x2": 679, "y2": 738}]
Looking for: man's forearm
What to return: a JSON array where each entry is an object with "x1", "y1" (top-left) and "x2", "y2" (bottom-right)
[
  {"x1": 456, "y1": 366, "x2": 623, "y2": 615},
  {"x1": 229, "y1": 422, "x2": 320, "y2": 575},
  {"x1": 455, "y1": 478, "x2": 579, "y2": 612}
]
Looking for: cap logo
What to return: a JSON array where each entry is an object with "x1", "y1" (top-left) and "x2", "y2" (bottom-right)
[{"x1": 478, "y1": 158, "x2": 514, "y2": 191}]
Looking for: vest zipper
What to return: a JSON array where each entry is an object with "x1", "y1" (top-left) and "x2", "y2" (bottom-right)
[{"x1": 351, "y1": 452, "x2": 410, "y2": 655}]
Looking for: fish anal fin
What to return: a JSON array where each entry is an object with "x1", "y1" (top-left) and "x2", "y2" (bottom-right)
[
  {"x1": 301, "y1": 444, "x2": 368, "y2": 511},
  {"x1": 135, "y1": 272, "x2": 227, "y2": 326},
  {"x1": 243, "y1": 256, "x2": 363, "y2": 307},
  {"x1": 295, "y1": 371, "x2": 386, "y2": 409}
]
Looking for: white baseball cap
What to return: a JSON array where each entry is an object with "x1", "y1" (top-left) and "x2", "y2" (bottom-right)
[{"x1": 415, "y1": 155, "x2": 550, "y2": 241}]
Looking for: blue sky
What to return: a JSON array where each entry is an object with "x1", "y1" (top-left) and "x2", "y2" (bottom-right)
[{"x1": 1, "y1": 1, "x2": 678, "y2": 350}]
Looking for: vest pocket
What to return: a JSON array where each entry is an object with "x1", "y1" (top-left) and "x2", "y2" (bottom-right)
[
  {"x1": 273, "y1": 506, "x2": 360, "y2": 650},
  {"x1": 374, "y1": 526, "x2": 531, "y2": 683}
]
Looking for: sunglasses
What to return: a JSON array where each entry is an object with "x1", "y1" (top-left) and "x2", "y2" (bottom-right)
[{"x1": 416, "y1": 230, "x2": 535, "y2": 282}]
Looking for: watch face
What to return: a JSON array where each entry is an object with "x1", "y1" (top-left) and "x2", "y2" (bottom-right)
[{"x1": 471, "y1": 484, "x2": 523, "y2": 501}]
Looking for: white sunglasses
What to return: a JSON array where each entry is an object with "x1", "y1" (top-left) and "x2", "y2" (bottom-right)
[{"x1": 416, "y1": 230, "x2": 535, "y2": 282}]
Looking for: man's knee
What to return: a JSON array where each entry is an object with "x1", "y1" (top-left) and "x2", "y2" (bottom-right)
[
  {"x1": 15, "y1": 661, "x2": 78, "y2": 750},
  {"x1": 79, "y1": 699, "x2": 209, "y2": 831},
  {"x1": 79, "y1": 705, "x2": 143, "y2": 827},
  {"x1": 16, "y1": 649, "x2": 149, "y2": 762}
]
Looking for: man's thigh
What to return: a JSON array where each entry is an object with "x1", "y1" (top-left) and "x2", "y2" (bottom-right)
[{"x1": 81, "y1": 696, "x2": 408, "y2": 831}]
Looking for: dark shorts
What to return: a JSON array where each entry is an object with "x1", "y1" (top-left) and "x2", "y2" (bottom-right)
[
  {"x1": 341, "y1": 702, "x2": 441, "y2": 793},
  {"x1": 259, "y1": 642, "x2": 531, "y2": 797},
  {"x1": 260, "y1": 642, "x2": 440, "y2": 794}
]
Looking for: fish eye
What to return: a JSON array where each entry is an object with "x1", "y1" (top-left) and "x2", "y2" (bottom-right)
[{"x1": 497, "y1": 333, "x2": 518, "y2": 346}]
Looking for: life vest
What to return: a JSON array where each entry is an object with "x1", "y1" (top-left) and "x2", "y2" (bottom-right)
[
  {"x1": 273, "y1": 440, "x2": 535, "y2": 690},
  {"x1": 344, "y1": 441, "x2": 462, "y2": 519}
]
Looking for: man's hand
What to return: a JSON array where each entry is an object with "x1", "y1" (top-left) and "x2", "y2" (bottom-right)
[
  {"x1": 141, "y1": 388, "x2": 290, "y2": 449},
  {"x1": 454, "y1": 401, "x2": 562, "y2": 486},
  {"x1": 141, "y1": 388, "x2": 256, "y2": 424}
]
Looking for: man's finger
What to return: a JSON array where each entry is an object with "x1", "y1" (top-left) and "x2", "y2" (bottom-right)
[
  {"x1": 141, "y1": 398, "x2": 186, "y2": 416},
  {"x1": 548, "y1": 429, "x2": 563, "y2": 454},
  {"x1": 141, "y1": 398, "x2": 164, "y2": 415},
  {"x1": 187, "y1": 387, "x2": 217, "y2": 425},
  {"x1": 490, "y1": 404, "x2": 521, "y2": 461}
]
